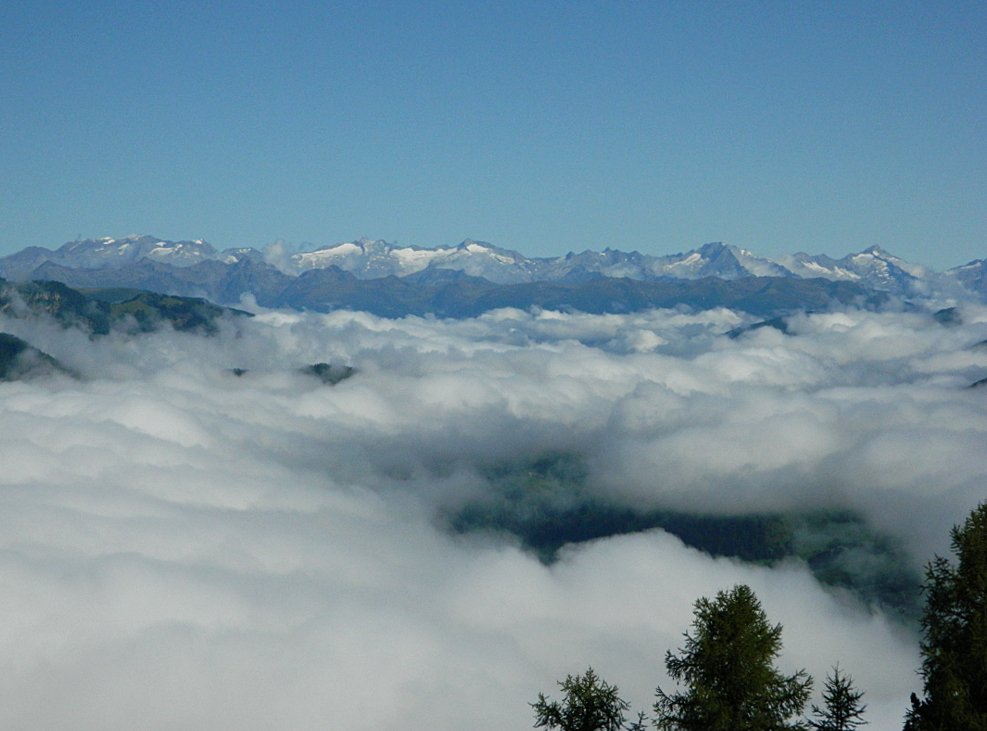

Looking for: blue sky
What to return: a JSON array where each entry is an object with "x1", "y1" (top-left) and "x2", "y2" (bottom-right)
[{"x1": 1, "y1": 1, "x2": 984, "y2": 268}]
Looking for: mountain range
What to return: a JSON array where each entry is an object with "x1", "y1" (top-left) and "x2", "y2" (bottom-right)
[{"x1": 0, "y1": 235, "x2": 983, "y2": 317}]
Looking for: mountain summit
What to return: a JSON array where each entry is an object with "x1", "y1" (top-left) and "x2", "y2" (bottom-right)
[{"x1": 0, "y1": 235, "x2": 982, "y2": 301}]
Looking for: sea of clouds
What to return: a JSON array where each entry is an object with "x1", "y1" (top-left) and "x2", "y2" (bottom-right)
[{"x1": 1, "y1": 301, "x2": 986, "y2": 730}]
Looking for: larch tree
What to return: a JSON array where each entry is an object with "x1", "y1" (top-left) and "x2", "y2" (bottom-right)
[
  {"x1": 904, "y1": 502, "x2": 987, "y2": 731},
  {"x1": 532, "y1": 667, "x2": 638, "y2": 731},
  {"x1": 653, "y1": 583, "x2": 812, "y2": 731},
  {"x1": 809, "y1": 665, "x2": 867, "y2": 730}
]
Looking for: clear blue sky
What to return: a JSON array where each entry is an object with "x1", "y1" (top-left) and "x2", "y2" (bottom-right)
[{"x1": 1, "y1": 1, "x2": 984, "y2": 268}]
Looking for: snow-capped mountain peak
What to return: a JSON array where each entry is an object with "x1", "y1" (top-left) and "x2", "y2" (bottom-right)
[
  {"x1": 279, "y1": 238, "x2": 537, "y2": 282},
  {"x1": 3, "y1": 233, "x2": 983, "y2": 301},
  {"x1": 53, "y1": 235, "x2": 221, "y2": 268},
  {"x1": 775, "y1": 245, "x2": 934, "y2": 293}
]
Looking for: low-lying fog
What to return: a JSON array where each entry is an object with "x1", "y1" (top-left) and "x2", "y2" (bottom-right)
[{"x1": 2, "y1": 301, "x2": 986, "y2": 730}]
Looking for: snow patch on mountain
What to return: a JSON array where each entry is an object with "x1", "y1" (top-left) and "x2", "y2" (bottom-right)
[
  {"x1": 2, "y1": 234, "x2": 985, "y2": 303},
  {"x1": 53, "y1": 235, "x2": 224, "y2": 268},
  {"x1": 283, "y1": 238, "x2": 539, "y2": 283},
  {"x1": 776, "y1": 245, "x2": 932, "y2": 295}
]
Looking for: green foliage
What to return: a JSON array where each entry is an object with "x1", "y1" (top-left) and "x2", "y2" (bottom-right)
[
  {"x1": 0, "y1": 332, "x2": 73, "y2": 381},
  {"x1": 532, "y1": 668, "x2": 632, "y2": 731},
  {"x1": 105, "y1": 292, "x2": 247, "y2": 334},
  {"x1": 449, "y1": 453, "x2": 919, "y2": 615},
  {"x1": 904, "y1": 502, "x2": 987, "y2": 731},
  {"x1": 808, "y1": 666, "x2": 867, "y2": 730},
  {"x1": 0, "y1": 279, "x2": 112, "y2": 334},
  {"x1": 453, "y1": 452, "x2": 793, "y2": 564},
  {"x1": 793, "y1": 512, "x2": 918, "y2": 620},
  {"x1": 653, "y1": 584, "x2": 812, "y2": 731},
  {"x1": 0, "y1": 279, "x2": 251, "y2": 337}
]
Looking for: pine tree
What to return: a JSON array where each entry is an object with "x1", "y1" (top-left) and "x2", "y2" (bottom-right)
[
  {"x1": 653, "y1": 584, "x2": 812, "y2": 731},
  {"x1": 809, "y1": 665, "x2": 867, "y2": 730},
  {"x1": 532, "y1": 667, "x2": 632, "y2": 731},
  {"x1": 904, "y1": 502, "x2": 987, "y2": 731}
]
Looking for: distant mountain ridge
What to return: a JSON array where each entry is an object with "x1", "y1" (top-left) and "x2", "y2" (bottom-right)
[
  {"x1": 1, "y1": 234, "x2": 978, "y2": 289},
  {"x1": 271, "y1": 238, "x2": 974, "y2": 297},
  {"x1": 0, "y1": 235, "x2": 984, "y2": 315}
]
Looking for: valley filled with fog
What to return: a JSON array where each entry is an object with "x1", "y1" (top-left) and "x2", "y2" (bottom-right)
[{"x1": 2, "y1": 301, "x2": 986, "y2": 730}]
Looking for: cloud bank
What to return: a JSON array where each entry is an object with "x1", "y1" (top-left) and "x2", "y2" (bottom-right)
[{"x1": 1, "y1": 302, "x2": 986, "y2": 730}]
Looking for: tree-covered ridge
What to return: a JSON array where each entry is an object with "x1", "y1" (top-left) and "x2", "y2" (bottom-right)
[
  {"x1": 448, "y1": 451, "x2": 918, "y2": 617},
  {"x1": 0, "y1": 278, "x2": 252, "y2": 336},
  {"x1": 0, "y1": 332, "x2": 74, "y2": 381},
  {"x1": 0, "y1": 279, "x2": 255, "y2": 383}
]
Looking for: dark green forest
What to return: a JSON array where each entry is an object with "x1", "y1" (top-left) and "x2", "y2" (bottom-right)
[{"x1": 448, "y1": 451, "x2": 918, "y2": 618}]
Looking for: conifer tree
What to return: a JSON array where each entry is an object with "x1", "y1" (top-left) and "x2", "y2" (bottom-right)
[
  {"x1": 809, "y1": 665, "x2": 867, "y2": 730},
  {"x1": 653, "y1": 584, "x2": 812, "y2": 731},
  {"x1": 532, "y1": 667, "x2": 634, "y2": 731},
  {"x1": 904, "y1": 502, "x2": 987, "y2": 731}
]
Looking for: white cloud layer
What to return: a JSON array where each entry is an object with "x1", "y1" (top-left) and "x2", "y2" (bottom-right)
[{"x1": 1, "y1": 303, "x2": 986, "y2": 730}]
